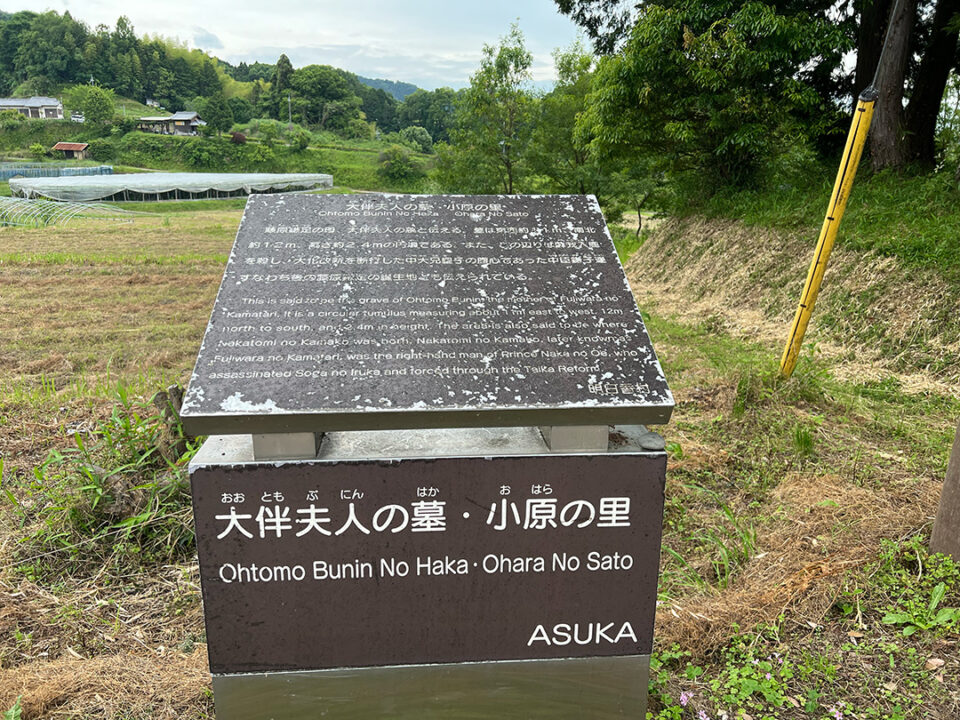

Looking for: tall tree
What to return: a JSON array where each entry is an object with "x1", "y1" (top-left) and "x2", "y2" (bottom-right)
[
  {"x1": 227, "y1": 96, "x2": 254, "y2": 124},
  {"x1": 438, "y1": 25, "x2": 535, "y2": 193},
  {"x1": 904, "y1": 0, "x2": 960, "y2": 163},
  {"x1": 270, "y1": 53, "x2": 294, "y2": 120},
  {"x1": 528, "y1": 42, "x2": 606, "y2": 195},
  {"x1": 202, "y1": 93, "x2": 234, "y2": 134},
  {"x1": 0, "y1": 11, "x2": 35, "y2": 94},
  {"x1": 869, "y1": 0, "x2": 918, "y2": 169},
  {"x1": 288, "y1": 64, "x2": 361, "y2": 128},
  {"x1": 854, "y1": 0, "x2": 894, "y2": 96},
  {"x1": 273, "y1": 54, "x2": 293, "y2": 94},
  {"x1": 63, "y1": 84, "x2": 115, "y2": 124},
  {"x1": 358, "y1": 85, "x2": 398, "y2": 132},
  {"x1": 559, "y1": 0, "x2": 960, "y2": 172},
  {"x1": 196, "y1": 58, "x2": 221, "y2": 96}
]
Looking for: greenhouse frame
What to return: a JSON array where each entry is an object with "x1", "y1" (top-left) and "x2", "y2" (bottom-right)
[{"x1": 9, "y1": 172, "x2": 334, "y2": 202}]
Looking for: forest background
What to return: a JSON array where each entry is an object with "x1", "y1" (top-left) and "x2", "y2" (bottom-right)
[{"x1": 2, "y1": 0, "x2": 959, "y2": 214}]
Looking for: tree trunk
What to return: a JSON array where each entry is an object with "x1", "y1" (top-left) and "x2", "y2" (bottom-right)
[
  {"x1": 854, "y1": 0, "x2": 893, "y2": 96},
  {"x1": 502, "y1": 147, "x2": 514, "y2": 194},
  {"x1": 931, "y1": 420, "x2": 960, "y2": 560},
  {"x1": 903, "y1": 0, "x2": 960, "y2": 164},
  {"x1": 869, "y1": 0, "x2": 917, "y2": 171}
]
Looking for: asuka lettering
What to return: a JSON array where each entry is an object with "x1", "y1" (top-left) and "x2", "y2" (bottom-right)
[{"x1": 526, "y1": 621, "x2": 638, "y2": 647}]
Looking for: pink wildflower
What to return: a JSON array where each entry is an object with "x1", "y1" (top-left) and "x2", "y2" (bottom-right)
[{"x1": 680, "y1": 691, "x2": 693, "y2": 707}]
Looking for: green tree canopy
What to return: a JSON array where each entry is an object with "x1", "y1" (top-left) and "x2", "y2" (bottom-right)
[
  {"x1": 202, "y1": 93, "x2": 234, "y2": 134},
  {"x1": 288, "y1": 64, "x2": 362, "y2": 129},
  {"x1": 358, "y1": 85, "x2": 399, "y2": 132},
  {"x1": 437, "y1": 25, "x2": 535, "y2": 193},
  {"x1": 63, "y1": 84, "x2": 116, "y2": 124},
  {"x1": 10, "y1": 10, "x2": 87, "y2": 93},
  {"x1": 397, "y1": 88, "x2": 459, "y2": 143},
  {"x1": 555, "y1": 0, "x2": 637, "y2": 53},
  {"x1": 580, "y1": 1, "x2": 849, "y2": 187},
  {"x1": 227, "y1": 96, "x2": 254, "y2": 124},
  {"x1": 527, "y1": 42, "x2": 604, "y2": 196}
]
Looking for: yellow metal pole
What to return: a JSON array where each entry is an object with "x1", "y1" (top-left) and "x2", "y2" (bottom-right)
[{"x1": 779, "y1": 88, "x2": 878, "y2": 378}]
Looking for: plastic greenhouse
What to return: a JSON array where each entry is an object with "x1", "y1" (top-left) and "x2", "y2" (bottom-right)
[{"x1": 9, "y1": 172, "x2": 334, "y2": 202}]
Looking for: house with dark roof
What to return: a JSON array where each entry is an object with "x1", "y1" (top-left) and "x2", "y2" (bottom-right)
[
  {"x1": 137, "y1": 111, "x2": 205, "y2": 136},
  {"x1": 52, "y1": 142, "x2": 89, "y2": 160},
  {"x1": 0, "y1": 96, "x2": 63, "y2": 119}
]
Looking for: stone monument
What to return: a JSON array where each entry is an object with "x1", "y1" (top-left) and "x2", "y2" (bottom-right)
[{"x1": 183, "y1": 193, "x2": 673, "y2": 718}]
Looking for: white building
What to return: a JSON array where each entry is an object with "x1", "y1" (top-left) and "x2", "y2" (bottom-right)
[{"x1": 0, "y1": 96, "x2": 64, "y2": 119}]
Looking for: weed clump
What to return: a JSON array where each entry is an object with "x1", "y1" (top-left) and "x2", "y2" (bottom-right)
[
  {"x1": 845, "y1": 536, "x2": 960, "y2": 638},
  {"x1": 5, "y1": 388, "x2": 197, "y2": 582}
]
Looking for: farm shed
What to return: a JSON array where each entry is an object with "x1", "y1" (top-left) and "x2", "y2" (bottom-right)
[
  {"x1": 9, "y1": 172, "x2": 334, "y2": 202},
  {"x1": 52, "y1": 142, "x2": 90, "y2": 160}
]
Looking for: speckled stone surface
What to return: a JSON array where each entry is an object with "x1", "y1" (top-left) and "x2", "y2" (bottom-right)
[{"x1": 181, "y1": 194, "x2": 673, "y2": 434}]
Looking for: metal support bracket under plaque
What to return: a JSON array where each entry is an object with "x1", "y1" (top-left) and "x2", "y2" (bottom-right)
[
  {"x1": 539, "y1": 425, "x2": 609, "y2": 452},
  {"x1": 252, "y1": 432, "x2": 322, "y2": 461}
]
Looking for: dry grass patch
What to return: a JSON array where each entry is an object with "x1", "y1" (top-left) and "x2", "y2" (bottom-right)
[
  {"x1": 657, "y1": 472, "x2": 940, "y2": 656},
  {"x1": 0, "y1": 650, "x2": 211, "y2": 719}
]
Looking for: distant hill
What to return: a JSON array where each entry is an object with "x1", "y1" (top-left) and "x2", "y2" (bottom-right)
[{"x1": 357, "y1": 76, "x2": 419, "y2": 101}]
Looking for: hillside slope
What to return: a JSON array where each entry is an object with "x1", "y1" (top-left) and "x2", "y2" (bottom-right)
[{"x1": 626, "y1": 216, "x2": 960, "y2": 389}]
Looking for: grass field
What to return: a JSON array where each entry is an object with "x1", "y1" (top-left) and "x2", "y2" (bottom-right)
[{"x1": 1, "y1": 200, "x2": 959, "y2": 718}]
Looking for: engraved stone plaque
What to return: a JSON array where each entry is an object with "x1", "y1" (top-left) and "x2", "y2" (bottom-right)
[{"x1": 181, "y1": 194, "x2": 673, "y2": 434}]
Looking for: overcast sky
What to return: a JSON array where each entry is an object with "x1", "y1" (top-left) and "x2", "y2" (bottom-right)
[{"x1": 9, "y1": 1, "x2": 583, "y2": 89}]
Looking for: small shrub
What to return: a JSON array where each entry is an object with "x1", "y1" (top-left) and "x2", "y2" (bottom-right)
[
  {"x1": 289, "y1": 127, "x2": 311, "y2": 151},
  {"x1": 0, "y1": 109, "x2": 26, "y2": 130},
  {"x1": 241, "y1": 143, "x2": 278, "y2": 170},
  {"x1": 28, "y1": 142, "x2": 46, "y2": 160},
  {"x1": 113, "y1": 116, "x2": 137, "y2": 134},
  {"x1": 377, "y1": 144, "x2": 424, "y2": 182},
  {"x1": 399, "y1": 125, "x2": 433, "y2": 153},
  {"x1": 343, "y1": 118, "x2": 373, "y2": 140},
  {"x1": 251, "y1": 118, "x2": 284, "y2": 147},
  {"x1": 87, "y1": 138, "x2": 116, "y2": 161}
]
